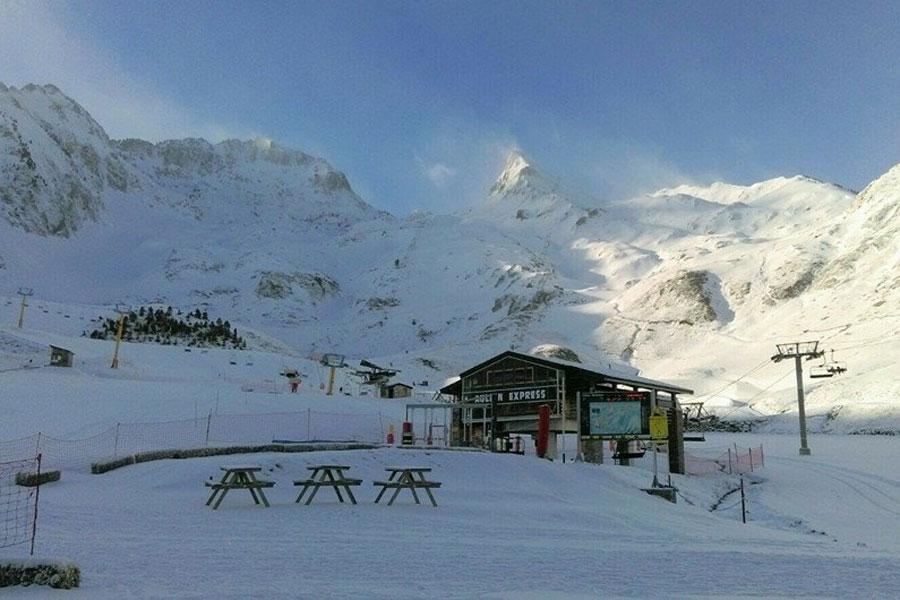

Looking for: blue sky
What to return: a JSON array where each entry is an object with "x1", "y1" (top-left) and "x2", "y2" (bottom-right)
[{"x1": 2, "y1": 1, "x2": 899, "y2": 213}]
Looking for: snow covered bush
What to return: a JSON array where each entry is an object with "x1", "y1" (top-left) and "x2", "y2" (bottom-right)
[{"x1": 0, "y1": 560, "x2": 80, "y2": 589}]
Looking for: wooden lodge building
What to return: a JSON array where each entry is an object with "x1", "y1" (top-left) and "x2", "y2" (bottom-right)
[
  {"x1": 440, "y1": 350, "x2": 693, "y2": 473},
  {"x1": 380, "y1": 382, "x2": 414, "y2": 399}
]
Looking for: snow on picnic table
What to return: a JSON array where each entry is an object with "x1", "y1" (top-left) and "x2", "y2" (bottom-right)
[{"x1": 16, "y1": 444, "x2": 900, "y2": 598}]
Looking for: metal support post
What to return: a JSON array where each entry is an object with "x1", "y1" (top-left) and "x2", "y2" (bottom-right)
[
  {"x1": 794, "y1": 355, "x2": 811, "y2": 455},
  {"x1": 16, "y1": 287, "x2": 34, "y2": 329},
  {"x1": 771, "y1": 341, "x2": 823, "y2": 456}
]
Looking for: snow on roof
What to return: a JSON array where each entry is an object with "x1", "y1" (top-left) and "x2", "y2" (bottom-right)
[{"x1": 448, "y1": 350, "x2": 693, "y2": 395}]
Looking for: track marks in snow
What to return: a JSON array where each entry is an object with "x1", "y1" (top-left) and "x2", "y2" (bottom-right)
[{"x1": 775, "y1": 456, "x2": 900, "y2": 518}]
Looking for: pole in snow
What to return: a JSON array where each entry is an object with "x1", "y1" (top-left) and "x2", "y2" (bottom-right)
[
  {"x1": 110, "y1": 304, "x2": 131, "y2": 369},
  {"x1": 740, "y1": 475, "x2": 747, "y2": 524},
  {"x1": 16, "y1": 287, "x2": 34, "y2": 329},
  {"x1": 771, "y1": 341, "x2": 822, "y2": 456}
]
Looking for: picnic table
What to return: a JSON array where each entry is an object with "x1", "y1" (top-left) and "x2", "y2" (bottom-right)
[
  {"x1": 294, "y1": 464, "x2": 362, "y2": 505},
  {"x1": 373, "y1": 467, "x2": 441, "y2": 507},
  {"x1": 205, "y1": 465, "x2": 274, "y2": 510}
]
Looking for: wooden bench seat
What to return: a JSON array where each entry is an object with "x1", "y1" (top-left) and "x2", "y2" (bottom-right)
[
  {"x1": 371, "y1": 480, "x2": 441, "y2": 489},
  {"x1": 293, "y1": 478, "x2": 362, "y2": 487},
  {"x1": 205, "y1": 480, "x2": 275, "y2": 490},
  {"x1": 294, "y1": 469, "x2": 362, "y2": 505}
]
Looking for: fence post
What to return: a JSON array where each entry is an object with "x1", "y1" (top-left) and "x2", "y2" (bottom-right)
[
  {"x1": 760, "y1": 444, "x2": 765, "y2": 467},
  {"x1": 727, "y1": 448, "x2": 732, "y2": 474},
  {"x1": 378, "y1": 412, "x2": 384, "y2": 444},
  {"x1": 748, "y1": 447, "x2": 753, "y2": 472},
  {"x1": 30, "y1": 453, "x2": 41, "y2": 556},
  {"x1": 740, "y1": 475, "x2": 747, "y2": 524},
  {"x1": 205, "y1": 412, "x2": 212, "y2": 446}
]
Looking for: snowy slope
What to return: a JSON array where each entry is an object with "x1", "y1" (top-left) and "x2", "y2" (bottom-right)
[
  {"x1": 2, "y1": 83, "x2": 900, "y2": 431},
  {"x1": 22, "y1": 440, "x2": 900, "y2": 598}
]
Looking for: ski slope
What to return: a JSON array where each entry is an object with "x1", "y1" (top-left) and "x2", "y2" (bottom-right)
[
  {"x1": 0, "y1": 291, "x2": 899, "y2": 597},
  {"x1": 0, "y1": 297, "x2": 414, "y2": 442},
  {"x1": 18, "y1": 441, "x2": 900, "y2": 598}
]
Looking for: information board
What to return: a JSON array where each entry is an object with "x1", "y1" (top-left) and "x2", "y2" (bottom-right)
[
  {"x1": 579, "y1": 390, "x2": 651, "y2": 439},
  {"x1": 649, "y1": 413, "x2": 669, "y2": 440},
  {"x1": 588, "y1": 401, "x2": 642, "y2": 436}
]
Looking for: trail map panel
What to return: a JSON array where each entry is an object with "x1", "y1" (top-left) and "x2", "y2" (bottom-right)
[
  {"x1": 589, "y1": 401, "x2": 642, "y2": 436},
  {"x1": 579, "y1": 391, "x2": 651, "y2": 439}
]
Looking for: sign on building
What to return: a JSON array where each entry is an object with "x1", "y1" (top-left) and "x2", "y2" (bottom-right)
[
  {"x1": 649, "y1": 411, "x2": 669, "y2": 440},
  {"x1": 465, "y1": 386, "x2": 558, "y2": 405}
]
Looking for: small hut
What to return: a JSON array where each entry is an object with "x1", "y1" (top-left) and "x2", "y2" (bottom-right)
[
  {"x1": 380, "y1": 383, "x2": 413, "y2": 399},
  {"x1": 49, "y1": 345, "x2": 74, "y2": 368}
]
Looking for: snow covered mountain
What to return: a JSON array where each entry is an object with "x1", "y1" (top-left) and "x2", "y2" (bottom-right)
[{"x1": 2, "y1": 83, "x2": 899, "y2": 430}]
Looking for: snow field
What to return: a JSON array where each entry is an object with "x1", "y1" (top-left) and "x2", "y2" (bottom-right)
[
  {"x1": 0, "y1": 307, "x2": 413, "y2": 442},
  {"x1": 11, "y1": 442, "x2": 898, "y2": 598}
]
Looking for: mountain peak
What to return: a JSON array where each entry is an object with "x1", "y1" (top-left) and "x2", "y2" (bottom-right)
[
  {"x1": 857, "y1": 162, "x2": 900, "y2": 198},
  {"x1": 490, "y1": 150, "x2": 543, "y2": 196}
]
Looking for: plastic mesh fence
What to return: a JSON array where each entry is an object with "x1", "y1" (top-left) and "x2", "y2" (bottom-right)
[
  {"x1": 2, "y1": 410, "x2": 388, "y2": 471},
  {"x1": 0, "y1": 456, "x2": 38, "y2": 551},
  {"x1": 684, "y1": 445, "x2": 765, "y2": 476}
]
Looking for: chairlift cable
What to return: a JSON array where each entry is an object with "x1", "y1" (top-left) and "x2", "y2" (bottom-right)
[
  {"x1": 693, "y1": 358, "x2": 772, "y2": 403},
  {"x1": 718, "y1": 370, "x2": 794, "y2": 420}
]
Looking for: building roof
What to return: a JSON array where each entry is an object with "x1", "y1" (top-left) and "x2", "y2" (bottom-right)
[
  {"x1": 440, "y1": 350, "x2": 693, "y2": 396},
  {"x1": 49, "y1": 345, "x2": 74, "y2": 354},
  {"x1": 384, "y1": 382, "x2": 413, "y2": 389}
]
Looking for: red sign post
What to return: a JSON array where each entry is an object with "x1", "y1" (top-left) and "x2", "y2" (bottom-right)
[{"x1": 536, "y1": 404, "x2": 550, "y2": 458}]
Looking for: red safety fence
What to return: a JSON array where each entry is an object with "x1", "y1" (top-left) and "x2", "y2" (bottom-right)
[{"x1": 684, "y1": 445, "x2": 765, "y2": 476}]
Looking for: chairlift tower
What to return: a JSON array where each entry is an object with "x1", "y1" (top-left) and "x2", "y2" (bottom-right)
[
  {"x1": 771, "y1": 341, "x2": 823, "y2": 456},
  {"x1": 16, "y1": 287, "x2": 34, "y2": 329},
  {"x1": 110, "y1": 304, "x2": 131, "y2": 369},
  {"x1": 321, "y1": 353, "x2": 347, "y2": 396}
]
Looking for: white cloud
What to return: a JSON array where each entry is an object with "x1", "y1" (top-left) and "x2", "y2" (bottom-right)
[
  {"x1": 594, "y1": 148, "x2": 699, "y2": 198},
  {"x1": 422, "y1": 162, "x2": 457, "y2": 187},
  {"x1": 0, "y1": 1, "x2": 247, "y2": 142}
]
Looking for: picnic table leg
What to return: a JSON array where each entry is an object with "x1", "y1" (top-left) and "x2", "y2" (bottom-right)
[
  {"x1": 248, "y1": 473, "x2": 271, "y2": 508},
  {"x1": 404, "y1": 474, "x2": 421, "y2": 505},
  {"x1": 387, "y1": 485, "x2": 404, "y2": 506},
  {"x1": 305, "y1": 482, "x2": 322, "y2": 505},
  {"x1": 206, "y1": 488, "x2": 222, "y2": 506},
  {"x1": 343, "y1": 484, "x2": 358, "y2": 505},
  {"x1": 211, "y1": 472, "x2": 239, "y2": 510},
  {"x1": 374, "y1": 484, "x2": 389, "y2": 504},
  {"x1": 325, "y1": 470, "x2": 345, "y2": 503},
  {"x1": 416, "y1": 473, "x2": 439, "y2": 507},
  {"x1": 206, "y1": 472, "x2": 231, "y2": 506},
  {"x1": 239, "y1": 472, "x2": 261, "y2": 505},
  {"x1": 375, "y1": 471, "x2": 401, "y2": 503},
  {"x1": 212, "y1": 486, "x2": 229, "y2": 510},
  {"x1": 295, "y1": 485, "x2": 311, "y2": 504}
]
